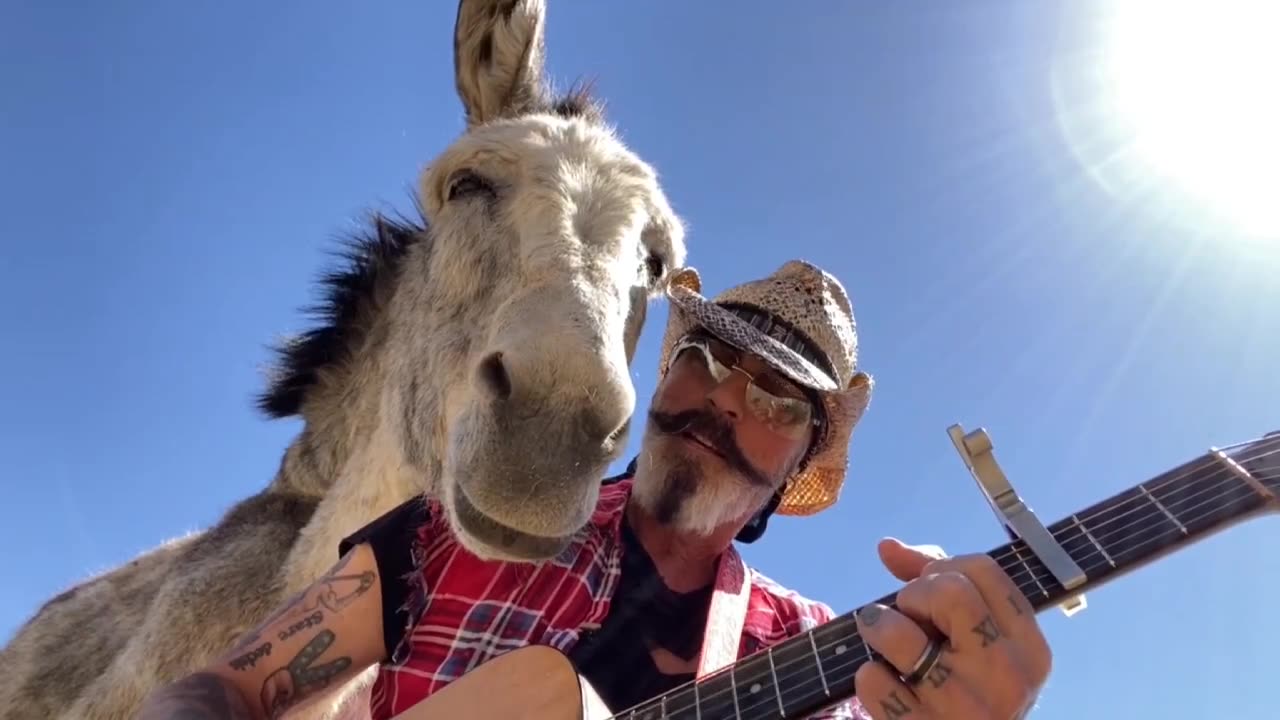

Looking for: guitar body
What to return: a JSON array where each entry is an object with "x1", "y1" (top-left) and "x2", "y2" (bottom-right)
[{"x1": 389, "y1": 645, "x2": 613, "y2": 720}]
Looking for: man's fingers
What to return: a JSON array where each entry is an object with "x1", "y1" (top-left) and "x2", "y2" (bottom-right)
[
  {"x1": 856, "y1": 603, "x2": 933, "y2": 676},
  {"x1": 894, "y1": 571, "x2": 998, "y2": 654},
  {"x1": 853, "y1": 610, "x2": 988, "y2": 720},
  {"x1": 915, "y1": 554, "x2": 1052, "y2": 682},
  {"x1": 853, "y1": 660, "x2": 928, "y2": 720},
  {"x1": 877, "y1": 538, "x2": 948, "y2": 582}
]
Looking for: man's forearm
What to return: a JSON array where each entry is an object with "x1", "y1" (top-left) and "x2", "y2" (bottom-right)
[{"x1": 137, "y1": 671, "x2": 256, "y2": 720}]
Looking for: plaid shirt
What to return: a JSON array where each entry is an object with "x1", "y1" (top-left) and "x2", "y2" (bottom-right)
[{"x1": 367, "y1": 480, "x2": 867, "y2": 719}]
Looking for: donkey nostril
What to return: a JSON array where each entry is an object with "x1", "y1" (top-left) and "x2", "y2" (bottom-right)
[{"x1": 477, "y1": 351, "x2": 513, "y2": 401}]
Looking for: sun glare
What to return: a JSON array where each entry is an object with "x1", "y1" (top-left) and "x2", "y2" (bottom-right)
[{"x1": 1102, "y1": 0, "x2": 1280, "y2": 239}]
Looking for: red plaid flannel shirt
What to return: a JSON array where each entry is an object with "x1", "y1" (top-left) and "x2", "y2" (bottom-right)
[{"x1": 367, "y1": 480, "x2": 867, "y2": 719}]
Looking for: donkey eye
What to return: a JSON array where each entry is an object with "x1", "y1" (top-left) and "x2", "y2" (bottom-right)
[
  {"x1": 644, "y1": 253, "x2": 666, "y2": 283},
  {"x1": 446, "y1": 169, "x2": 493, "y2": 202}
]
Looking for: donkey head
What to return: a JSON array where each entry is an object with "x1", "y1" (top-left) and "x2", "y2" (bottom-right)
[{"x1": 389, "y1": 0, "x2": 686, "y2": 561}]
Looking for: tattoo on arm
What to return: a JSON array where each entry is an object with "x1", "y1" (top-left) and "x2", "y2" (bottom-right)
[
  {"x1": 226, "y1": 549, "x2": 356, "y2": 653},
  {"x1": 229, "y1": 642, "x2": 273, "y2": 672},
  {"x1": 227, "y1": 549, "x2": 374, "y2": 658},
  {"x1": 971, "y1": 615, "x2": 1002, "y2": 647},
  {"x1": 260, "y1": 630, "x2": 353, "y2": 719},
  {"x1": 138, "y1": 672, "x2": 253, "y2": 720}
]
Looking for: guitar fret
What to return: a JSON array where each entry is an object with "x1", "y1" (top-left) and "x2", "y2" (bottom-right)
[
  {"x1": 1140, "y1": 484, "x2": 1188, "y2": 535},
  {"x1": 1147, "y1": 462, "x2": 1263, "y2": 539},
  {"x1": 672, "y1": 684, "x2": 705, "y2": 720},
  {"x1": 1212, "y1": 447, "x2": 1276, "y2": 501},
  {"x1": 1053, "y1": 519, "x2": 1097, "y2": 578},
  {"x1": 1059, "y1": 481, "x2": 1174, "y2": 582},
  {"x1": 766, "y1": 647, "x2": 785, "y2": 716},
  {"x1": 1003, "y1": 542, "x2": 1050, "y2": 599},
  {"x1": 730, "y1": 666, "x2": 741, "y2": 719},
  {"x1": 687, "y1": 671, "x2": 736, "y2": 720},
  {"x1": 766, "y1": 626, "x2": 828, "y2": 716},
  {"x1": 1072, "y1": 512, "x2": 1115, "y2": 568},
  {"x1": 731, "y1": 651, "x2": 787, "y2": 720},
  {"x1": 803, "y1": 613, "x2": 862, "y2": 703},
  {"x1": 807, "y1": 630, "x2": 831, "y2": 698}
]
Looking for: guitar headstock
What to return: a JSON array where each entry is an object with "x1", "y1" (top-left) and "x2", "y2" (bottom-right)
[{"x1": 1221, "y1": 430, "x2": 1280, "y2": 511}]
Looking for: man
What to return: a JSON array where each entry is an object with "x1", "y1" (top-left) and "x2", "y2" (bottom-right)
[{"x1": 139, "y1": 261, "x2": 1052, "y2": 720}]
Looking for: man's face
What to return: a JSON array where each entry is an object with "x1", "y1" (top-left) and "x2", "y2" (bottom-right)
[{"x1": 632, "y1": 330, "x2": 819, "y2": 535}]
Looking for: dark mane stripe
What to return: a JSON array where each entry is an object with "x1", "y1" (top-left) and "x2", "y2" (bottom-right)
[
  {"x1": 256, "y1": 210, "x2": 426, "y2": 419},
  {"x1": 546, "y1": 80, "x2": 604, "y2": 124},
  {"x1": 256, "y1": 85, "x2": 597, "y2": 420}
]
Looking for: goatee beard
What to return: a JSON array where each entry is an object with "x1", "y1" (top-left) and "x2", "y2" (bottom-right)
[{"x1": 652, "y1": 459, "x2": 699, "y2": 526}]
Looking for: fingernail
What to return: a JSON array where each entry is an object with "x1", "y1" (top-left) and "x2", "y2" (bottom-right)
[
  {"x1": 917, "y1": 543, "x2": 947, "y2": 559},
  {"x1": 857, "y1": 603, "x2": 888, "y2": 627},
  {"x1": 884, "y1": 537, "x2": 947, "y2": 559}
]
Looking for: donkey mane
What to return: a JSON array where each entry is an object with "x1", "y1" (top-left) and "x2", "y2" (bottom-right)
[
  {"x1": 256, "y1": 83, "x2": 603, "y2": 421},
  {"x1": 255, "y1": 208, "x2": 424, "y2": 420},
  {"x1": 544, "y1": 82, "x2": 604, "y2": 123}
]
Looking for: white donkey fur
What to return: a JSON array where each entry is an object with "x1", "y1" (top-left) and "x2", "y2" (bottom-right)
[{"x1": 0, "y1": 1, "x2": 686, "y2": 718}]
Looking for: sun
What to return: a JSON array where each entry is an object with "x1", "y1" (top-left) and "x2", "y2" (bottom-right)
[{"x1": 1101, "y1": 0, "x2": 1280, "y2": 239}]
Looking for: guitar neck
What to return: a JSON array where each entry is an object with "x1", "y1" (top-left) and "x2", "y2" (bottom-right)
[{"x1": 615, "y1": 433, "x2": 1280, "y2": 720}]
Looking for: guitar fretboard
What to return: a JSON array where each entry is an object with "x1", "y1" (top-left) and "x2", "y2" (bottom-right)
[{"x1": 614, "y1": 433, "x2": 1279, "y2": 720}]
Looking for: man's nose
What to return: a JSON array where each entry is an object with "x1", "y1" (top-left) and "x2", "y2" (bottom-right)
[{"x1": 705, "y1": 369, "x2": 751, "y2": 421}]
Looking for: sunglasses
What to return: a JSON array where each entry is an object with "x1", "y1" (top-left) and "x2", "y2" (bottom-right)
[{"x1": 670, "y1": 335, "x2": 819, "y2": 440}]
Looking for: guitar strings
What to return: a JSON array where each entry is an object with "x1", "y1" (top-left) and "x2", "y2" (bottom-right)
[
  {"x1": 986, "y1": 439, "x2": 1278, "y2": 570},
  {"x1": 663, "y1": 463, "x2": 1277, "y2": 720},
  {"x1": 613, "y1": 442, "x2": 1280, "y2": 718},
  {"x1": 999, "y1": 467, "x2": 1259, "y2": 592},
  {"x1": 991, "y1": 441, "x2": 1278, "y2": 589},
  {"x1": 607, "y1": 441, "x2": 1279, "y2": 720},
  {"x1": 706, "y1": 469, "x2": 1275, "y2": 720},
  {"x1": 988, "y1": 438, "x2": 1276, "y2": 564},
  {"x1": 751, "y1": 468, "x2": 1280, "y2": 720}
]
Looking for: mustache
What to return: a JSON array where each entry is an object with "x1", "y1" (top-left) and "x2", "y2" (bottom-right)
[{"x1": 648, "y1": 408, "x2": 775, "y2": 489}]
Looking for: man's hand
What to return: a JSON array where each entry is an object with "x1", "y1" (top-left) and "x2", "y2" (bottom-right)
[{"x1": 853, "y1": 538, "x2": 1052, "y2": 719}]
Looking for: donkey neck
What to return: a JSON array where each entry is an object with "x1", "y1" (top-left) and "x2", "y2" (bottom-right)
[
  {"x1": 270, "y1": 322, "x2": 444, "y2": 594},
  {"x1": 269, "y1": 326, "x2": 427, "y2": 509}
]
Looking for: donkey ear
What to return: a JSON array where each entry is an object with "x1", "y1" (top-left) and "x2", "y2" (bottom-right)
[{"x1": 453, "y1": 0, "x2": 549, "y2": 127}]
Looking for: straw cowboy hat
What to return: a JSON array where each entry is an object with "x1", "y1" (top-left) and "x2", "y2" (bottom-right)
[{"x1": 657, "y1": 260, "x2": 874, "y2": 518}]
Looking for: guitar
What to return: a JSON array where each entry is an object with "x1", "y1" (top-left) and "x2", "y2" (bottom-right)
[{"x1": 391, "y1": 424, "x2": 1280, "y2": 720}]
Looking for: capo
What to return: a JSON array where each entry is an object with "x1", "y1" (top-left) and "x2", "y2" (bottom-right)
[{"x1": 946, "y1": 423, "x2": 1088, "y2": 617}]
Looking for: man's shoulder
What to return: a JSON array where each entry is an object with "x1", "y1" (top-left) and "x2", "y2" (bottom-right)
[
  {"x1": 743, "y1": 565, "x2": 839, "y2": 639},
  {"x1": 588, "y1": 477, "x2": 633, "y2": 527},
  {"x1": 338, "y1": 494, "x2": 433, "y2": 558}
]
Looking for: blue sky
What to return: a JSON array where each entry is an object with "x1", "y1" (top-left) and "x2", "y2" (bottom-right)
[{"x1": 3, "y1": 1, "x2": 1277, "y2": 718}]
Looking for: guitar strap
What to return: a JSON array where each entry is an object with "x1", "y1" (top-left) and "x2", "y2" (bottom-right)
[{"x1": 696, "y1": 544, "x2": 750, "y2": 678}]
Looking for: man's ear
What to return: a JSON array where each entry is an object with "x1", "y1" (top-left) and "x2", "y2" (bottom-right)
[{"x1": 735, "y1": 488, "x2": 783, "y2": 544}]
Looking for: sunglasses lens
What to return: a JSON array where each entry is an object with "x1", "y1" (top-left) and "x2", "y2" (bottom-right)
[
  {"x1": 674, "y1": 336, "x2": 814, "y2": 438},
  {"x1": 745, "y1": 384, "x2": 813, "y2": 438}
]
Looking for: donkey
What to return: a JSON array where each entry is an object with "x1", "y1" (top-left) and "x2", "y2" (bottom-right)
[{"x1": 0, "y1": 2, "x2": 686, "y2": 718}]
